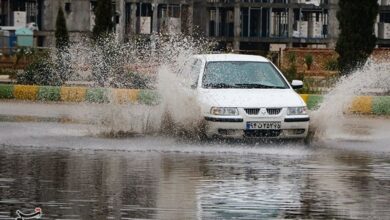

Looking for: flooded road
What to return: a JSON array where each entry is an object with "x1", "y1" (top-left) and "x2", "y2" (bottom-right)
[{"x1": 0, "y1": 121, "x2": 390, "y2": 219}]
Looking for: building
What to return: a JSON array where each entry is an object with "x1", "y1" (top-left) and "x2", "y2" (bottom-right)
[
  {"x1": 194, "y1": 0, "x2": 338, "y2": 52},
  {"x1": 0, "y1": 0, "x2": 389, "y2": 52}
]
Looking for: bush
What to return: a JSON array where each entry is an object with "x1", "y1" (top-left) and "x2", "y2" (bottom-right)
[
  {"x1": 0, "y1": 84, "x2": 14, "y2": 99},
  {"x1": 287, "y1": 52, "x2": 296, "y2": 64},
  {"x1": 298, "y1": 79, "x2": 321, "y2": 94},
  {"x1": 112, "y1": 72, "x2": 152, "y2": 89},
  {"x1": 283, "y1": 51, "x2": 303, "y2": 82},
  {"x1": 86, "y1": 88, "x2": 109, "y2": 103},
  {"x1": 17, "y1": 58, "x2": 63, "y2": 86},
  {"x1": 324, "y1": 58, "x2": 339, "y2": 71},
  {"x1": 37, "y1": 86, "x2": 61, "y2": 101},
  {"x1": 304, "y1": 54, "x2": 314, "y2": 70}
]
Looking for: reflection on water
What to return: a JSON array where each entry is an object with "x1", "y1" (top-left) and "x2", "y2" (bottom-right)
[{"x1": 0, "y1": 145, "x2": 389, "y2": 220}]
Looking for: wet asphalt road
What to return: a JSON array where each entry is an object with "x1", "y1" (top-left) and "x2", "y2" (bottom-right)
[{"x1": 0, "y1": 119, "x2": 390, "y2": 220}]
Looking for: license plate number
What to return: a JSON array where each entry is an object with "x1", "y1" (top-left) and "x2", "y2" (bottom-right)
[{"x1": 246, "y1": 121, "x2": 281, "y2": 130}]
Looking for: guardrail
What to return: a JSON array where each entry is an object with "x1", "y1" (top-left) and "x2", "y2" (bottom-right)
[{"x1": 0, "y1": 84, "x2": 389, "y2": 115}]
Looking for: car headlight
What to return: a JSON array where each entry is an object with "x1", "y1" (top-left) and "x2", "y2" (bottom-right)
[
  {"x1": 210, "y1": 107, "x2": 239, "y2": 116},
  {"x1": 287, "y1": 107, "x2": 307, "y2": 115}
]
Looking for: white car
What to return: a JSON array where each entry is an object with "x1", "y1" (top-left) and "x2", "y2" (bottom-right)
[{"x1": 189, "y1": 54, "x2": 309, "y2": 139}]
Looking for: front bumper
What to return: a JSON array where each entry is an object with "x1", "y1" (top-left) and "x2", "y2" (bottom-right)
[{"x1": 204, "y1": 115, "x2": 310, "y2": 139}]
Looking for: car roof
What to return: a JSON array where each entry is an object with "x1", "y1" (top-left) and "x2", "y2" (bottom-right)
[{"x1": 193, "y1": 54, "x2": 270, "y2": 62}]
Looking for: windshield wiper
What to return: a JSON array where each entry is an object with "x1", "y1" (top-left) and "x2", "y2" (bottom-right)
[
  {"x1": 203, "y1": 83, "x2": 238, "y2": 88},
  {"x1": 234, "y1": 83, "x2": 286, "y2": 89}
]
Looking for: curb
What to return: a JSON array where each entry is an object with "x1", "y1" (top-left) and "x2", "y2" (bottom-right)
[
  {"x1": 0, "y1": 84, "x2": 389, "y2": 115},
  {"x1": 0, "y1": 84, "x2": 157, "y2": 105}
]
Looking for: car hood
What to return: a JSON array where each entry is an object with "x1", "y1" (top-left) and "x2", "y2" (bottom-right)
[{"x1": 198, "y1": 89, "x2": 305, "y2": 108}]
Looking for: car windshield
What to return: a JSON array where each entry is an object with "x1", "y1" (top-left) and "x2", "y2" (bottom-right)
[{"x1": 202, "y1": 61, "x2": 289, "y2": 89}]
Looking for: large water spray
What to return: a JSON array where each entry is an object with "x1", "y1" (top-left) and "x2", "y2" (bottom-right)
[
  {"x1": 53, "y1": 34, "x2": 214, "y2": 136},
  {"x1": 311, "y1": 60, "x2": 390, "y2": 141}
]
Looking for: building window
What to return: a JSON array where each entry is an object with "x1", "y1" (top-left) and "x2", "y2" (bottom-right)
[{"x1": 65, "y1": 2, "x2": 71, "y2": 13}]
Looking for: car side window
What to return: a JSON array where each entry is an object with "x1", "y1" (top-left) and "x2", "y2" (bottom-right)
[{"x1": 190, "y1": 59, "x2": 202, "y2": 88}]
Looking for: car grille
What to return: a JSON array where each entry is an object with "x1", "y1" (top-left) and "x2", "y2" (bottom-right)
[
  {"x1": 244, "y1": 108, "x2": 260, "y2": 115},
  {"x1": 244, "y1": 130, "x2": 281, "y2": 138},
  {"x1": 266, "y1": 108, "x2": 282, "y2": 115},
  {"x1": 244, "y1": 108, "x2": 282, "y2": 115}
]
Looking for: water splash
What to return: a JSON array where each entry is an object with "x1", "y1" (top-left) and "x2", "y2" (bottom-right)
[
  {"x1": 53, "y1": 34, "x2": 214, "y2": 136},
  {"x1": 311, "y1": 59, "x2": 390, "y2": 141}
]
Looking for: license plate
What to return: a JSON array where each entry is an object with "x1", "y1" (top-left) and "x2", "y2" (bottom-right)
[{"x1": 246, "y1": 121, "x2": 281, "y2": 130}]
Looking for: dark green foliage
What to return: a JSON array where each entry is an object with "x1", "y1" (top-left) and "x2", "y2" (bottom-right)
[
  {"x1": 372, "y1": 96, "x2": 390, "y2": 115},
  {"x1": 336, "y1": 0, "x2": 378, "y2": 74},
  {"x1": 0, "y1": 84, "x2": 14, "y2": 99},
  {"x1": 139, "y1": 90, "x2": 160, "y2": 105},
  {"x1": 283, "y1": 65, "x2": 299, "y2": 83},
  {"x1": 283, "y1": 52, "x2": 302, "y2": 83},
  {"x1": 37, "y1": 86, "x2": 61, "y2": 101},
  {"x1": 298, "y1": 79, "x2": 321, "y2": 94},
  {"x1": 17, "y1": 58, "x2": 63, "y2": 86},
  {"x1": 324, "y1": 58, "x2": 339, "y2": 71},
  {"x1": 90, "y1": 37, "x2": 121, "y2": 87},
  {"x1": 304, "y1": 54, "x2": 313, "y2": 70},
  {"x1": 86, "y1": 88, "x2": 109, "y2": 103},
  {"x1": 55, "y1": 7, "x2": 69, "y2": 50},
  {"x1": 287, "y1": 52, "x2": 296, "y2": 64},
  {"x1": 117, "y1": 72, "x2": 152, "y2": 89},
  {"x1": 92, "y1": 0, "x2": 114, "y2": 40}
]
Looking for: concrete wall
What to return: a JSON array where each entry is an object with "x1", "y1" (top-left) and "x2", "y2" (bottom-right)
[
  {"x1": 42, "y1": 0, "x2": 91, "y2": 32},
  {"x1": 327, "y1": 0, "x2": 339, "y2": 48}
]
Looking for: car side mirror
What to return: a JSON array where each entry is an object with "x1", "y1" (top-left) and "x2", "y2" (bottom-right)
[{"x1": 291, "y1": 80, "x2": 303, "y2": 89}]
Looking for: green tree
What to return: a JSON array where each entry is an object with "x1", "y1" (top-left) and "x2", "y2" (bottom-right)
[
  {"x1": 55, "y1": 6, "x2": 69, "y2": 50},
  {"x1": 336, "y1": 0, "x2": 378, "y2": 74},
  {"x1": 92, "y1": 0, "x2": 114, "y2": 40}
]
